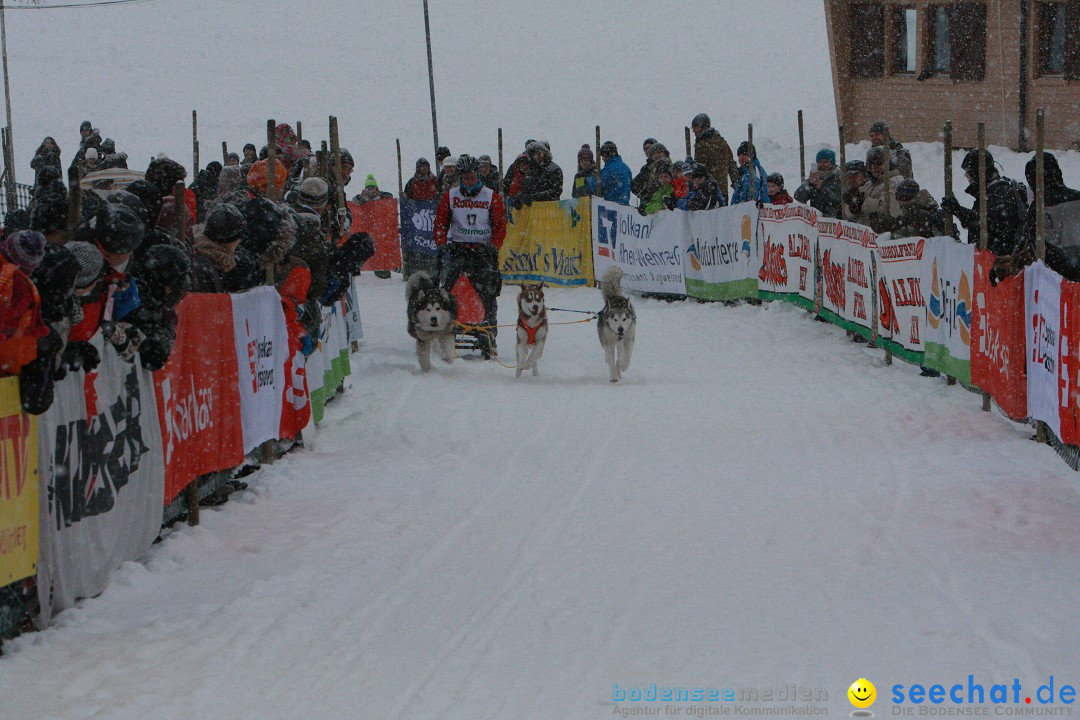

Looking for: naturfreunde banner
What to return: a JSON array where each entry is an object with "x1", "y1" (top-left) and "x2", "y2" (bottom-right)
[
  {"x1": 591, "y1": 198, "x2": 686, "y2": 295},
  {"x1": 36, "y1": 338, "x2": 165, "y2": 624},
  {"x1": 756, "y1": 202, "x2": 818, "y2": 309},
  {"x1": 1025, "y1": 261, "x2": 1080, "y2": 444},
  {"x1": 309, "y1": 301, "x2": 352, "y2": 425},
  {"x1": 922, "y1": 237, "x2": 975, "y2": 383},
  {"x1": 873, "y1": 235, "x2": 928, "y2": 363},
  {"x1": 231, "y1": 286, "x2": 290, "y2": 453},
  {"x1": 683, "y1": 204, "x2": 760, "y2": 301},
  {"x1": 501, "y1": 199, "x2": 594, "y2": 286},
  {"x1": 0, "y1": 377, "x2": 37, "y2": 586},
  {"x1": 816, "y1": 217, "x2": 877, "y2": 338}
]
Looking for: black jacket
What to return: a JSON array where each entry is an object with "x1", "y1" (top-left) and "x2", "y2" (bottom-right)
[
  {"x1": 950, "y1": 171, "x2": 1026, "y2": 255},
  {"x1": 793, "y1": 170, "x2": 842, "y2": 219},
  {"x1": 520, "y1": 160, "x2": 563, "y2": 203}
]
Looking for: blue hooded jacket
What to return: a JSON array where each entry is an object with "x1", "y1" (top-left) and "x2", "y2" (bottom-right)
[
  {"x1": 600, "y1": 155, "x2": 632, "y2": 205},
  {"x1": 731, "y1": 157, "x2": 768, "y2": 204}
]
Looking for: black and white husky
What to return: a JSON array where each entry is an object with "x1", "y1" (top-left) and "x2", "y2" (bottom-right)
[
  {"x1": 597, "y1": 266, "x2": 636, "y2": 383},
  {"x1": 406, "y1": 271, "x2": 457, "y2": 372}
]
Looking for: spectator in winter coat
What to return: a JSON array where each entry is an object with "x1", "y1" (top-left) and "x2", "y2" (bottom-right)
[
  {"x1": 31, "y1": 137, "x2": 62, "y2": 179},
  {"x1": 868, "y1": 120, "x2": 913, "y2": 180},
  {"x1": 856, "y1": 147, "x2": 903, "y2": 232},
  {"x1": 210, "y1": 165, "x2": 252, "y2": 210},
  {"x1": 242, "y1": 143, "x2": 258, "y2": 166},
  {"x1": 478, "y1": 155, "x2": 500, "y2": 192},
  {"x1": 680, "y1": 164, "x2": 726, "y2": 211},
  {"x1": 222, "y1": 197, "x2": 297, "y2": 293},
  {"x1": 0, "y1": 235, "x2": 50, "y2": 378},
  {"x1": 246, "y1": 157, "x2": 289, "y2": 199},
  {"x1": 691, "y1": 113, "x2": 738, "y2": 198},
  {"x1": 794, "y1": 149, "x2": 843, "y2": 219},
  {"x1": 225, "y1": 153, "x2": 240, "y2": 167},
  {"x1": 69, "y1": 125, "x2": 101, "y2": 174},
  {"x1": 842, "y1": 160, "x2": 870, "y2": 221},
  {"x1": 940, "y1": 149, "x2": 1025, "y2": 256},
  {"x1": 502, "y1": 153, "x2": 529, "y2": 204},
  {"x1": 642, "y1": 162, "x2": 675, "y2": 215},
  {"x1": 882, "y1": 179, "x2": 947, "y2": 239},
  {"x1": 25, "y1": 243, "x2": 81, "y2": 404},
  {"x1": 438, "y1": 156, "x2": 459, "y2": 195},
  {"x1": 630, "y1": 137, "x2": 658, "y2": 203},
  {"x1": 29, "y1": 166, "x2": 68, "y2": 244},
  {"x1": 572, "y1": 144, "x2": 598, "y2": 198},
  {"x1": 404, "y1": 158, "x2": 439, "y2": 201},
  {"x1": 597, "y1": 141, "x2": 632, "y2": 205},
  {"x1": 191, "y1": 204, "x2": 246, "y2": 293},
  {"x1": 730, "y1": 142, "x2": 768, "y2": 205},
  {"x1": 354, "y1": 174, "x2": 393, "y2": 204},
  {"x1": 125, "y1": 244, "x2": 191, "y2": 370},
  {"x1": 766, "y1": 173, "x2": 794, "y2": 205},
  {"x1": 517, "y1": 142, "x2": 563, "y2": 206},
  {"x1": 96, "y1": 139, "x2": 129, "y2": 171},
  {"x1": 189, "y1": 161, "x2": 223, "y2": 222}
]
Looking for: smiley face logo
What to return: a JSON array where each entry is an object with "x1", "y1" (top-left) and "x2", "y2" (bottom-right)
[{"x1": 848, "y1": 678, "x2": 876, "y2": 709}]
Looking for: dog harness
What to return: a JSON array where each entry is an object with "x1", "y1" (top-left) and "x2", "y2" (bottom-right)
[{"x1": 517, "y1": 316, "x2": 546, "y2": 345}]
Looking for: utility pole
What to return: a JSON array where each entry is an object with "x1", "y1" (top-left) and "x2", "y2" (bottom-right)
[
  {"x1": 423, "y1": 0, "x2": 440, "y2": 165},
  {"x1": 0, "y1": 0, "x2": 15, "y2": 208}
]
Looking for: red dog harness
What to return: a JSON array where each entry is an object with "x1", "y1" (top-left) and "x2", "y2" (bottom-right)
[{"x1": 517, "y1": 316, "x2": 545, "y2": 345}]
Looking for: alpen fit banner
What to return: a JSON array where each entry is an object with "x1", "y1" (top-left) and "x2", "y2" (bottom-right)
[
  {"x1": 591, "y1": 198, "x2": 685, "y2": 295},
  {"x1": 36, "y1": 339, "x2": 165, "y2": 623},
  {"x1": 153, "y1": 293, "x2": 244, "y2": 503},
  {"x1": 757, "y1": 203, "x2": 818, "y2": 309},
  {"x1": 0, "y1": 376, "x2": 37, "y2": 586},
  {"x1": 873, "y1": 235, "x2": 927, "y2": 361},
  {"x1": 231, "y1": 286, "x2": 290, "y2": 453},
  {"x1": 501, "y1": 199, "x2": 594, "y2": 286},
  {"x1": 683, "y1": 205, "x2": 760, "y2": 301},
  {"x1": 815, "y1": 218, "x2": 877, "y2": 337}
]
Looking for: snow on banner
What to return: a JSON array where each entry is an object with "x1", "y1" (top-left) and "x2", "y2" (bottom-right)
[
  {"x1": 231, "y1": 287, "x2": 290, "y2": 453},
  {"x1": 757, "y1": 202, "x2": 818, "y2": 309},
  {"x1": 683, "y1": 204, "x2": 760, "y2": 301},
  {"x1": 0, "y1": 377, "x2": 37, "y2": 586},
  {"x1": 36, "y1": 338, "x2": 165, "y2": 624},
  {"x1": 350, "y1": 198, "x2": 402, "y2": 272},
  {"x1": 591, "y1": 198, "x2": 685, "y2": 294},
  {"x1": 971, "y1": 251, "x2": 1027, "y2": 420},
  {"x1": 501, "y1": 199, "x2": 593, "y2": 287},
  {"x1": 153, "y1": 294, "x2": 244, "y2": 503},
  {"x1": 922, "y1": 238, "x2": 974, "y2": 383},
  {"x1": 399, "y1": 197, "x2": 438, "y2": 256},
  {"x1": 874, "y1": 234, "x2": 927, "y2": 362},
  {"x1": 815, "y1": 217, "x2": 877, "y2": 337},
  {"x1": 1025, "y1": 261, "x2": 1080, "y2": 444}
]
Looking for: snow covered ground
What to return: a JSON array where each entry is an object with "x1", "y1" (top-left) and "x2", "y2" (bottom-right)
[{"x1": 1, "y1": 277, "x2": 1078, "y2": 720}]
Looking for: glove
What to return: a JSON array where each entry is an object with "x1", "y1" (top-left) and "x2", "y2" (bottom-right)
[
  {"x1": 940, "y1": 196, "x2": 962, "y2": 215},
  {"x1": 510, "y1": 197, "x2": 522, "y2": 210},
  {"x1": 60, "y1": 341, "x2": 100, "y2": 374},
  {"x1": 662, "y1": 195, "x2": 678, "y2": 211},
  {"x1": 755, "y1": 199, "x2": 765, "y2": 209},
  {"x1": 637, "y1": 205, "x2": 648, "y2": 216},
  {"x1": 336, "y1": 206, "x2": 351, "y2": 230},
  {"x1": 105, "y1": 321, "x2": 146, "y2": 362},
  {"x1": 36, "y1": 330, "x2": 63, "y2": 358}
]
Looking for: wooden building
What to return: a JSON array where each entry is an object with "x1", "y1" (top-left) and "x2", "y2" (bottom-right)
[{"x1": 824, "y1": 0, "x2": 1080, "y2": 150}]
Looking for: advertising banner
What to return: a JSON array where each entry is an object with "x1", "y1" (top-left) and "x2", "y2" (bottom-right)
[
  {"x1": 36, "y1": 339, "x2": 165, "y2": 623},
  {"x1": 971, "y1": 251, "x2": 1028, "y2": 420},
  {"x1": 816, "y1": 218, "x2": 877, "y2": 337},
  {"x1": 592, "y1": 199, "x2": 686, "y2": 295},
  {"x1": 1025, "y1": 262, "x2": 1080, "y2": 443},
  {"x1": 922, "y1": 237, "x2": 975, "y2": 383},
  {"x1": 501, "y1": 199, "x2": 594, "y2": 286},
  {"x1": 757, "y1": 203, "x2": 818, "y2": 309},
  {"x1": 350, "y1": 198, "x2": 401, "y2": 272},
  {"x1": 153, "y1": 294, "x2": 244, "y2": 503},
  {"x1": 310, "y1": 302, "x2": 352, "y2": 425},
  {"x1": 873, "y1": 235, "x2": 927, "y2": 362},
  {"x1": 683, "y1": 205, "x2": 760, "y2": 301},
  {"x1": 231, "y1": 287, "x2": 290, "y2": 453},
  {"x1": 399, "y1": 197, "x2": 438, "y2": 256},
  {"x1": 0, "y1": 377, "x2": 37, "y2": 586}
]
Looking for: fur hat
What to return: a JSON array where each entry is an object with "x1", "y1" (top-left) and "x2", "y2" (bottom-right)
[
  {"x1": 297, "y1": 177, "x2": 329, "y2": 207},
  {"x1": 0, "y1": 230, "x2": 46, "y2": 273}
]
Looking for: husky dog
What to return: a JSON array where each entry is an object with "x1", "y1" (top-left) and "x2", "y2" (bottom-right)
[
  {"x1": 597, "y1": 266, "x2": 636, "y2": 383},
  {"x1": 406, "y1": 271, "x2": 457, "y2": 372},
  {"x1": 515, "y1": 283, "x2": 548, "y2": 378}
]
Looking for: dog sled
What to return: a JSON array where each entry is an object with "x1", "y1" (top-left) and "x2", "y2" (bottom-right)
[{"x1": 450, "y1": 276, "x2": 496, "y2": 359}]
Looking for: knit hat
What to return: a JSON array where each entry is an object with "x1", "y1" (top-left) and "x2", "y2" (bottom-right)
[
  {"x1": 766, "y1": 172, "x2": 785, "y2": 188},
  {"x1": 84, "y1": 148, "x2": 99, "y2": 163},
  {"x1": 145, "y1": 156, "x2": 187, "y2": 197},
  {"x1": 600, "y1": 141, "x2": 618, "y2": 158},
  {"x1": 896, "y1": 179, "x2": 920, "y2": 200},
  {"x1": 578, "y1": 144, "x2": 594, "y2": 162},
  {"x1": 736, "y1": 141, "x2": 755, "y2": 157},
  {"x1": 0, "y1": 230, "x2": 46, "y2": 273},
  {"x1": 65, "y1": 240, "x2": 105, "y2": 288},
  {"x1": 364, "y1": 174, "x2": 378, "y2": 189},
  {"x1": 868, "y1": 120, "x2": 890, "y2": 135},
  {"x1": 866, "y1": 147, "x2": 887, "y2": 165},
  {"x1": 80, "y1": 120, "x2": 92, "y2": 133},
  {"x1": 649, "y1": 143, "x2": 668, "y2": 157},
  {"x1": 691, "y1": 164, "x2": 712, "y2": 180},
  {"x1": 442, "y1": 156, "x2": 457, "y2": 168},
  {"x1": 297, "y1": 177, "x2": 330, "y2": 207},
  {"x1": 845, "y1": 160, "x2": 868, "y2": 176},
  {"x1": 205, "y1": 204, "x2": 248, "y2": 243},
  {"x1": 691, "y1": 113, "x2": 711, "y2": 129},
  {"x1": 246, "y1": 158, "x2": 288, "y2": 195},
  {"x1": 815, "y1": 148, "x2": 836, "y2": 165},
  {"x1": 655, "y1": 161, "x2": 674, "y2": 178},
  {"x1": 436, "y1": 146, "x2": 451, "y2": 162}
]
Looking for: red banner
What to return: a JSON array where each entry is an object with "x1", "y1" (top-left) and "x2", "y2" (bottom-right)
[
  {"x1": 153, "y1": 294, "x2": 244, "y2": 503},
  {"x1": 971, "y1": 251, "x2": 1028, "y2": 420},
  {"x1": 348, "y1": 198, "x2": 401, "y2": 271}
]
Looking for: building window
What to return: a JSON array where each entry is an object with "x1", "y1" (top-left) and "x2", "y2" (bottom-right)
[
  {"x1": 892, "y1": 7, "x2": 917, "y2": 73},
  {"x1": 1039, "y1": 0, "x2": 1080, "y2": 79},
  {"x1": 849, "y1": 2, "x2": 885, "y2": 78},
  {"x1": 926, "y1": 2, "x2": 986, "y2": 81},
  {"x1": 928, "y1": 5, "x2": 952, "y2": 74}
]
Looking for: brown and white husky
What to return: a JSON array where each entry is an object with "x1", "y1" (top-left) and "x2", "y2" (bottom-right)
[{"x1": 515, "y1": 283, "x2": 548, "y2": 378}]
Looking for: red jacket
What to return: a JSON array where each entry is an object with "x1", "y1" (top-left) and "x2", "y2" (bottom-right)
[
  {"x1": 769, "y1": 190, "x2": 794, "y2": 205},
  {"x1": 0, "y1": 262, "x2": 49, "y2": 375},
  {"x1": 434, "y1": 188, "x2": 506, "y2": 249},
  {"x1": 404, "y1": 173, "x2": 439, "y2": 202}
]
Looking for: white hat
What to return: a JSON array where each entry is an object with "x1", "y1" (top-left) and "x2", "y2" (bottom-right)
[{"x1": 443, "y1": 156, "x2": 457, "y2": 167}]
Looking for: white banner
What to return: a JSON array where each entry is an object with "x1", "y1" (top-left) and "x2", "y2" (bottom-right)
[
  {"x1": 873, "y1": 235, "x2": 928, "y2": 353},
  {"x1": 683, "y1": 205, "x2": 760, "y2": 301},
  {"x1": 756, "y1": 203, "x2": 818, "y2": 303},
  {"x1": 1026, "y1": 261, "x2": 1064, "y2": 438},
  {"x1": 345, "y1": 280, "x2": 364, "y2": 344},
  {"x1": 816, "y1": 218, "x2": 877, "y2": 332},
  {"x1": 36, "y1": 337, "x2": 165, "y2": 624},
  {"x1": 231, "y1": 286, "x2": 290, "y2": 453},
  {"x1": 591, "y1": 199, "x2": 686, "y2": 295},
  {"x1": 922, "y1": 237, "x2": 975, "y2": 381}
]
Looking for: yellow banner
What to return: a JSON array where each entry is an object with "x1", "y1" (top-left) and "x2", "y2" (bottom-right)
[
  {"x1": 500, "y1": 198, "x2": 594, "y2": 286},
  {"x1": 0, "y1": 376, "x2": 38, "y2": 586}
]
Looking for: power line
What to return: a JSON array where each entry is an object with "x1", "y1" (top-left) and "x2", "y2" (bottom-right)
[{"x1": 4, "y1": 0, "x2": 163, "y2": 9}]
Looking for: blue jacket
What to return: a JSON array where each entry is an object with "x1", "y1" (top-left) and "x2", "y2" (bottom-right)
[
  {"x1": 600, "y1": 155, "x2": 632, "y2": 205},
  {"x1": 731, "y1": 157, "x2": 768, "y2": 204}
]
